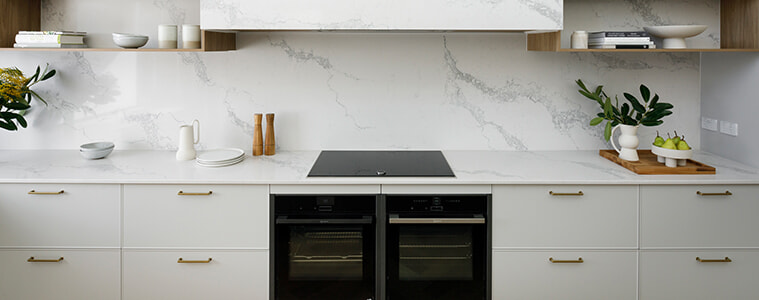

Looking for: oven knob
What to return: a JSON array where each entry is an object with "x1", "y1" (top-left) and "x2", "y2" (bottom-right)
[{"x1": 377, "y1": 170, "x2": 387, "y2": 176}]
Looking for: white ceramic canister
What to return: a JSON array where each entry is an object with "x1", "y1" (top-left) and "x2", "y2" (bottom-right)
[
  {"x1": 182, "y1": 24, "x2": 201, "y2": 49},
  {"x1": 158, "y1": 24, "x2": 178, "y2": 49},
  {"x1": 571, "y1": 31, "x2": 588, "y2": 49}
]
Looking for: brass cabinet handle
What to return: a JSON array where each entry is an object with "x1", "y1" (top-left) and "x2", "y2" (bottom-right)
[
  {"x1": 177, "y1": 258, "x2": 213, "y2": 263},
  {"x1": 549, "y1": 257, "x2": 584, "y2": 263},
  {"x1": 549, "y1": 191, "x2": 584, "y2": 196},
  {"x1": 28, "y1": 190, "x2": 64, "y2": 195},
  {"x1": 696, "y1": 191, "x2": 732, "y2": 196},
  {"x1": 696, "y1": 257, "x2": 732, "y2": 263},
  {"x1": 177, "y1": 191, "x2": 213, "y2": 196},
  {"x1": 27, "y1": 256, "x2": 64, "y2": 262}
]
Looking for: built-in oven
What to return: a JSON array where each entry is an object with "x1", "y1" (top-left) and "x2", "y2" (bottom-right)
[
  {"x1": 272, "y1": 195, "x2": 379, "y2": 300},
  {"x1": 385, "y1": 195, "x2": 491, "y2": 300}
]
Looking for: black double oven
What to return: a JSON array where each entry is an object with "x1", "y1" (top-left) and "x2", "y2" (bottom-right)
[{"x1": 271, "y1": 194, "x2": 491, "y2": 300}]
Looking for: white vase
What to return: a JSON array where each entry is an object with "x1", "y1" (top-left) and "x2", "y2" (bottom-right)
[{"x1": 611, "y1": 124, "x2": 640, "y2": 161}]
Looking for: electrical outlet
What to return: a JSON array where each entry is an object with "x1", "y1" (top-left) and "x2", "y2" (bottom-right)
[
  {"x1": 701, "y1": 117, "x2": 718, "y2": 131},
  {"x1": 719, "y1": 120, "x2": 739, "y2": 136}
]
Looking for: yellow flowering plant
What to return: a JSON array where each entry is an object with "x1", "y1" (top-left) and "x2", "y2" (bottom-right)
[{"x1": 0, "y1": 64, "x2": 56, "y2": 131}]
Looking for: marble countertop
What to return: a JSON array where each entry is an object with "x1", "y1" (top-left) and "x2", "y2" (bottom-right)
[{"x1": 1, "y1": 150, "x2": 758, "y2": 185}]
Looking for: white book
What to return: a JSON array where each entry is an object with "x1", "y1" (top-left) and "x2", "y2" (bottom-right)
[
  {"x1": 15, "y1": 34, "x2": 84, "y2": 44},
  {"x1": 17, "y1": 30, "x2": 87, "y2": 36},
  {"x1": 13, "y1": 43, "x2": 88, "y2": 48},
  {"x1": 588, "y1": 37, "x2": 651, "y2": 44}
]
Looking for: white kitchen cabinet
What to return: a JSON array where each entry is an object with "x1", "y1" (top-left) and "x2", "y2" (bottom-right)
[
  {"x1": 0, "y1": 249, "x2": 121, "y2": 300},
  {"x1": 639, "y1": 250, "x2": 759, "y2": 300},
  {"x1": 122, "y1": 250, "x2": 268, "y2": 300},
  {"x1": 123, "y1": 184, "x2": 269, "y2": 249},
  {"x1": 201, "y1": 0, "x2": 562, "y2": 31},
  {"x1": 492, "y1": 185, "x2": 638, "y2": 248},
  {"x1": 492, "y1": 250, "x2": 637, "y2": 300},
  {"x1": 0, "y1": 183, "x2": 120, "y2": 248},
  {"x1": 640, "y1": 185, "x2": 759, "y2": 248}
]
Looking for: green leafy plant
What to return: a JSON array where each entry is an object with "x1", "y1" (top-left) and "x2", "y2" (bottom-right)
[
  {"x1": 0, "y1": 64, "x2": 56, "y2": 131},
  {"x1": 576, "y1": 79, "x2": 674, "y2": 141}
]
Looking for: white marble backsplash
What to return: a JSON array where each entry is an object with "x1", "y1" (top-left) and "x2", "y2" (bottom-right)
[{"x1": 0, "y1": 0, "x2": 706, "y2": 151}]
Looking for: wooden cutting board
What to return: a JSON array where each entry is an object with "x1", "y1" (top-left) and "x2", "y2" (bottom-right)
[{"x1": 599, "y1": 149, "x2": 716, "y2": 175}]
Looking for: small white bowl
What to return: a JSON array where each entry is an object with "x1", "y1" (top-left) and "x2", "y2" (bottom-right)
[
  {"x1": 112, "y1": 33, "x2": 148, "y2": 49},
  {"x1": 80, "y1": 142, "x2": 114, "y2": 159}
]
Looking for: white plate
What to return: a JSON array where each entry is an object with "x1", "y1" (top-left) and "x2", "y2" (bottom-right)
[
  {"x1": 196, "y1": 148, "x2": 244, "y2": 163},
  {"x1": 196, "y1": 156, "x2": 244, "y2": 167}
]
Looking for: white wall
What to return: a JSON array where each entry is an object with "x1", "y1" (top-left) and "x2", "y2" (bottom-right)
[
  {"x1": 701, "y1": 53, "x2": 759, "y2": 168},
  {"x1": 0, "y1": 0, "x2": 708, "y2": 152}
]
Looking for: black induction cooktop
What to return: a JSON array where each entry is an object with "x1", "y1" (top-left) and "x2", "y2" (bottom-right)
[{"x1": 307, "y1": 150, "x2": 455, "y2": 177}]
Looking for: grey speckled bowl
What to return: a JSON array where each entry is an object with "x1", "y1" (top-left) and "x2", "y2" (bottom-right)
[{"x1": 80, "y1": 142, "x2": 114, "y2": 159}]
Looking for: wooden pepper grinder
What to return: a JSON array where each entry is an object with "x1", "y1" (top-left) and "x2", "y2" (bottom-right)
[
  {"x1": 264, "y1": 113, "x2": 275, "y2": 155},
  {"x1": 252, "y1": 113, "x2": 263, "y2": 156}
]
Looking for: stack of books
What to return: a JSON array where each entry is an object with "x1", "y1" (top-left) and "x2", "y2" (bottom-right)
[
  {"x1": 13, "y1": 31, "x2": 87, "y2": 48},
  {"x1": 588, "y1": 31, "x2": 655, "y2": 49}
]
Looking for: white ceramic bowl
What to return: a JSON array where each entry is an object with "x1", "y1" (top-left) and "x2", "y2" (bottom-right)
[
  {"x1": 112, "y1": 33, "x2": 149, "y2": 49},
  {"x1": 651, "y1": 144, "x2": 692, "y2": 168},
  {"x1": 643, "y1": 25, "x2": 707, "y2": 49},
  {"x1": 80, "y1": 142, "x2": 115, "y2": 159}
]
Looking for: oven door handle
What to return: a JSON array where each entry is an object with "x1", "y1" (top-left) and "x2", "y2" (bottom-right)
[
  {"x1": 275, "y1": 216, "x2": 373, "y2": 225},
  {"x1": 388, "y1": 214, "x2": 485, "y2": 224}
]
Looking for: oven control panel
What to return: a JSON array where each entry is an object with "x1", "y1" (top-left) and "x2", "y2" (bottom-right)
[{"x1": 387, "y1": 195, "x2": 487, "y2": 214}]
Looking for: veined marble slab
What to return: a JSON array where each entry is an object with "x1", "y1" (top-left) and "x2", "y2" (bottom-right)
[
  {"x1": 201, "y1": 0, "x2": 562, "y2": 31},
  {"x1": 1, "y1": 150, "x2": 757, "y2": 185}
]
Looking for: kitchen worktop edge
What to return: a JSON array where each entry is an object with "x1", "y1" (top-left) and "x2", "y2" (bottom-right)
[{"x1": 1, "y1": 150, "x2": 757, "y2": 185}]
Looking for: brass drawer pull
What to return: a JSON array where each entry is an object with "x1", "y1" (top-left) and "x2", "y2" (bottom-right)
[
  {"x1": 177, "y1": 191, "x2": 213, "y2": 196},
  {"x1": 549, "y1": 191, "x2": 584, "y2": 196},
  {"x1": 27, "y1": 256, "x2": 64, "y2": 263},
  {"x1": 549, "y1": 257, "x2": 584, "y2": 263},
  {"x1": 177, "y1": 258, "x2": 213, "y2": 263},
  {"x1": 696, "y1": 191, "x2": 732, "y2": 196},
  {"x1": 28, "y1": 190, "x2": 64, "y2": 195},
  {"x1": 696, "y1": 257, "x2": 732, "y2": 263}
]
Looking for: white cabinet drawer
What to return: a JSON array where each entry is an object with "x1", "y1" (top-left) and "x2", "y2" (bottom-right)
[
  {"x1": 123, "y1": 250, "x2": 268, "y2": 300},
  {"x1": 0, "y1": 184, "x2": 120, "y2": 247},
  {"x1": 492, "y1": 250, "x2": 637, "y2": 300},
  {"x1": 492, "y1": 185, "x2": 638, "y2": 248},
  {"x1": 0, "y1": 249, "x2": 120, "y2": 300},
  {"x1": 641, "y1": 185, "x2": 759, "y2": 248},
  {"x1": 123, "y1": 184, "x2": 268, "y2": 248},
  {"x1": 640, "y1": 250, "x2": 759, "y2": 300}
]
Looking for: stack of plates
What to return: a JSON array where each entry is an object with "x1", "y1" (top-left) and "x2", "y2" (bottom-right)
[{"x1": 196, "y1": 148, "x2": 245, "y2": 167}]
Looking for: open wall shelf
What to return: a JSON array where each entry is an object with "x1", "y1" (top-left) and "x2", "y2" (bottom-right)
[
  {"x1": 528, "y1": 0, "x2": 759, "y2": 53},
  {"x1": 0, "y1": 0, "x2": 235, "y2": 52}
]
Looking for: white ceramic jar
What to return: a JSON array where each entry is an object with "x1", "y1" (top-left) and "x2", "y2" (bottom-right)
[
  {"x1": 158, "y1": 25, "x2": 178, "y2": 49},
  {"x1": 571, "y1": 31, "x2": 588, "y2": 49}
]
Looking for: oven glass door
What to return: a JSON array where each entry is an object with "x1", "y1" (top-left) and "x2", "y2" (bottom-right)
[
  {"x1": 387, "y1": 216, "x2": 487, "y2": 300},
  {"x1": 275, "y1": 217, "x2": 375, "y2": 300}
]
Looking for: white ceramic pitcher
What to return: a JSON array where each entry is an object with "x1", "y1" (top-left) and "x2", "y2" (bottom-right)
[
  {"x1": 610, "y1": 124, "x2": 640, "y2": 161},
  {"x1": 176, "y1": 119, "x2": 199, "y2": 161}
]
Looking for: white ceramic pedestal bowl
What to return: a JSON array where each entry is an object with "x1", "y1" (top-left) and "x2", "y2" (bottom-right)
[
  {"x1": 112, "y1": 33, "x2": 149, "y2": 49},
  {"x1": 651, "y1": 145, "x2": 693, "y2": 168},
  {"x1": 643, "y1": 25, "x2": 707, "y2": 49}
]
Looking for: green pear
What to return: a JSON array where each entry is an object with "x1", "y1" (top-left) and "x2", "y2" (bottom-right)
[
  {"x1": 677, "y1": 135, "x2": 691, "y2": 150},
  {"x1": 653, "y1": 130, "x2": 665, "y2": 147},
  {"x1": 672, "y1": 131, "x2": 681, "y2": 145},
  {"x1": 661, "y1": 138, "x2": 677, "y2": 150}
]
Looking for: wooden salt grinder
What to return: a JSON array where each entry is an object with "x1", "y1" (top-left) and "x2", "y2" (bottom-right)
[
  {"x1": 264, "y1": 113, "x2": 275, "y2": 155},
  {"x1": 253, "y1": 113, "x2": 263, "y2": 156}
]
